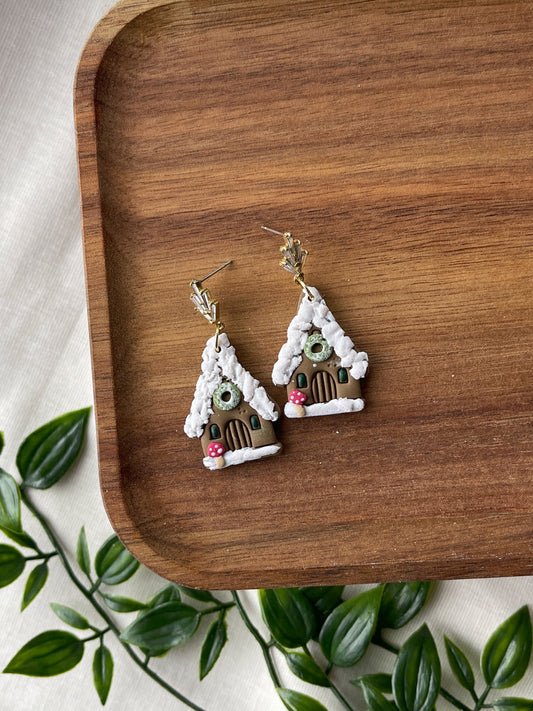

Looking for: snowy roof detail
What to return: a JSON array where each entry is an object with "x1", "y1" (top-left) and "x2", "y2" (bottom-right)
[
  {"x1": 272, "y1": 286, "x2": 368, "y2": 386},
  {"x1": 184, "y1": 333, "x2": 279, "y2": 439}
]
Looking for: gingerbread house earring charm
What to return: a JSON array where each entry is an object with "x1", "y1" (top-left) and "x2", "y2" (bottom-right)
[
  {"x1": 184, "y1": 260, "x2": 282, "y2": 469},
  {"x1": 262, "y1": 226, "x2": 368, "y2": 418}
]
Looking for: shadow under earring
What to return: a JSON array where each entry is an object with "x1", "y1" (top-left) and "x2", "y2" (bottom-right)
[
  {"x1": 263, "y1": 227, "x2": 368, "y2": 419},
  {"x1": 184, "y1": 260, "x2": 281, "y2": 469}
]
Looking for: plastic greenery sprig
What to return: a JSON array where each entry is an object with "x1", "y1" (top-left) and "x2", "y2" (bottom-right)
[
  {"x1": 0, "y1": 410, "x2": 532, "y2": 710},
  {"x1": 0, "y1": 410, "x2": 229, "y2": 710}
]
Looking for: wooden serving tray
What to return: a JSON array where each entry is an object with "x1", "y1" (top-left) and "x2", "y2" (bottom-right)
[{"x1": 75, "y1": 0, "x2": 533, "y2": 589}]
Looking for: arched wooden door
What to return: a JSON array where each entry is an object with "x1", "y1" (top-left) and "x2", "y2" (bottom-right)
[
  {"x1": 311, "y1": 371, "x2": 337, "y2": 403},
  {"x1": 225, "y1": 419, "x2": 252, "y2": 450}
]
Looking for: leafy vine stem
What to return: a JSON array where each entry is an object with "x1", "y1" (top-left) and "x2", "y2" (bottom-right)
[
  {"x1": 20, "y1": 486, "x2": 210, "y2": 711},
  {"x1": 1, "y1": 409, "x2": 532, "y2": 711},
  {"x1": 231, "y1": 591, "x2": 281, "y2": 687}
]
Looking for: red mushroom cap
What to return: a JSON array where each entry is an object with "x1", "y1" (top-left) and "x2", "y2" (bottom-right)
[
  {"x1": 207, "y1": 442, "x2": 226, "y2": 458},
  {"x1": 288, "y1": 389, "x2": 307, "y2": 405}
]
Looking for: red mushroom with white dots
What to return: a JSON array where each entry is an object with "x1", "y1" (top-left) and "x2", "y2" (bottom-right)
[
  {"x1": 288, "y1": 389, "x2": 307, "y2": 417},
  {"x1": 207, "y1": 441, "x2": 226, "y2": 468}
]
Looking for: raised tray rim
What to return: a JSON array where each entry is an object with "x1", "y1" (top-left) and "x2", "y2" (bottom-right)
[
  {"x1": 75, "y1": 0, "x2": 533, "y2": 589},
  {"x1": 75, "y1": 0, "x2": 181, "y2": 580}
]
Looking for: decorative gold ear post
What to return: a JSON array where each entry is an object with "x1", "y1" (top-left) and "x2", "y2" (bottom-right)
[
  {"x1": 189, "y1": 260, "x2": 232, "y2": 352},
  {"x1": 261, "y1": 225, "x2": 314, "y2": 300}
]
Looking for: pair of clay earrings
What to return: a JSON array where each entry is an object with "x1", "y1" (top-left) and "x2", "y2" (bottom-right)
[{"x1": 184, "y1": 227, "x2": 368, "y2": 470}]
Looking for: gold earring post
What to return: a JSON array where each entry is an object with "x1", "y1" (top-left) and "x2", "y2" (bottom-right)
[
  {"x1": 260, "y1": 226, "x2": 286, "y2": 237},
  {"x1": 190, "y1": 260, "x2": 232, "y2": 352},
  {"x1": 196, "y1": 260, "x2": 232, "y2": 284}
]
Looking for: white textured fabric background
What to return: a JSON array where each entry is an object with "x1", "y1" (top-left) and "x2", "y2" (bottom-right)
[{"x1": 0, "y1": 1, "x2": 531, "y2": 709}]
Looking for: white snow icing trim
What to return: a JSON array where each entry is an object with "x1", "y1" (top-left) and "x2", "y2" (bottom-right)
[
  {"x1": 272, "y1": 286, "x2": 369, "y2": 386},
  {"x1": 284, "y1": 398, "x2": 365, "y2": 418},
  {"x1": 203, "y1": 443, "x2": 282, "y2": 469},
  {"x1": 184, "y1": 333, "x2": 279, "y2": 439}
]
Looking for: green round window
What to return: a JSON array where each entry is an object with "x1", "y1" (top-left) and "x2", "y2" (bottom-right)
[
  {"x1": 213, "y1": 381, "x2": 241, "y2": 411},
  {"x1": 304, "y1": 333, "x2": 333, "y2": 363}
]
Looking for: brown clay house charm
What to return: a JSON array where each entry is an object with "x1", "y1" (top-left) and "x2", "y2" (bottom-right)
[
  {"x1": 272, "y1": 287, "x2": 368, "y2": 417},
  {"x1": 184, "y1": 333, "x2": 281, "y2": 469}
]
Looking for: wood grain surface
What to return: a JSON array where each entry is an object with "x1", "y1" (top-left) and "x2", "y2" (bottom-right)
[{"x1": 75, "y1": 0, "x2": 533, "y2": 588}]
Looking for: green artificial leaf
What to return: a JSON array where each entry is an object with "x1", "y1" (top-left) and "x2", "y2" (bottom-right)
[
  {"x1": 177, "y1": 585, "x2": 216, "y2": 603},
  {"x1": 21, "y1": 562, "x2": 48, "y2": 611},
  {"x1": 444, "y1": 636, "x2": 476, "y2": 694},
  {"x1": 0, "y1": 468, "x2": 22, "y2": 532},
  {"x1": 16, "y1": 408, "x2": 91, "y2": 489},
  {"x1": 0, "y1": 543, "x2": 25, "y2": 587},
  {"x1": 120, "y1": 600, "x2": 200, "y2": 654},
  {"x1": 50, "y1": 603, "x2": 90, "y2": 630},
  {"x1": 102, "y1": 594, "x2": 146, "y2": 613},
  {"x1": 199, "y1": 613, "x2": 227, "y2": 680},
  {"x1": 0, "y1": 471, "x2": 37, "y2": 549},
  {"x1": 0, "y1": 526, "x2": 38, "y2": 550},
  {"x1": 492, "y1": 699, "x2": 533, "y2": 711},
  {"x1": 319, "y1": 585, "x2": 384, "y2": 667},
  {"x1": 300, "y1": 586, "x2": 345, "y2": 623},
  {"x1": 352, "y1": 674, "x2": 393, "y2": 695},
  {"x1": 147, "y1": 584, "x2": 181, "y2": 608},
  {"x1": 277, "y1": 688, "x2": 329, "y2": 711},
  {"x1": 361, "y1": 680, "x2": 399, "y2": 711},
  {"x1": 481, "y1": 606, "x2": 532, "y2": 688},
  {"x1": 76, "y1": 526, "x2": 91, "y2": 577},
  {"x1": 94, "y1": 535, "x2": 139, "y2": 586},
  {"x1": 135, "y1": 588, "x2": 183, "y2": 659},
  {"x1": 93, "y1": 644, "x2": 113, "y2": 705},
  {"x1": 259, "y1": 588, "x2": 317, "y2": 649},
  {"x1": 285, "y1": 652, "x2": 331, "y2": 687},
  {"x1": 378, "y1": 582, "x2": 432, "y2": 630},
  {"x1": 392, "y1": 624, "x2": 441, "y2": 711},
  {"x1": 3, "y1": 630, "x2": 84, "y2": 676}
]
